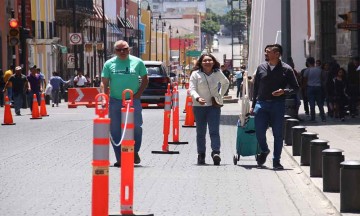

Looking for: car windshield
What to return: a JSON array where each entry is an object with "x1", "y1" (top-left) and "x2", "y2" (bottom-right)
[{"x1": 147, "y1": 66, "x2": 163, "y2": 77}]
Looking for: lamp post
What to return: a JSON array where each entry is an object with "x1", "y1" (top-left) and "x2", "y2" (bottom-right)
[
  {"x1": 168, "y1": 24, "x2": 172, "y2": 62},
  {"x1": 154, "y1": 14, "x2": 162, "y2": 61},
  {"x1": 137, "y1": 0, "x2": 151, "y2": 58},
  {"x1": 161, "y1": 21, "x2": 165, "y2": 62},
  {"x1": 124, "y1": 0, "x2": 128, "y2": 41}
]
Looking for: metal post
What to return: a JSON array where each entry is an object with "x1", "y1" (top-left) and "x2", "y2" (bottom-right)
[
  {"x1": 231, "y1": 1, "x2": 234, "y2": 65},
  {"x1": 169, "y1": 25, "x2": 172, "y2": 62},
  {"x1": 10, "y1": 10, "x2": 16, "y2": 67},
  {"x1": 137, "y1": 0, "x2": 140, "y2": 57},
  {"x1": 124, "y1": 0, "x2": 128, "y2": 41},
  {"x1": 20, "y1": 0, "x2": 26, "y2": 69},
  {"x1": 102, "y1": 0, "x2": 107, "y2": 61},
  {"x1": 178, "y1": 35, "x2": 181, "y2": 69},
  {"x1": 155, "y1": 18, "x2": 158, "y2": 61},
  {"x1": 281, "y1": 0, "x2": 291, "y2": 63},
  {"x1": 72, "y1": 0, "x2": 78, "y2": 71},
  {"x1": 149, "y1": 13, "x2": 152, "y2": 60},
  {"x1": 162, "y1": 21, "x2": 164, "y2": 62}
]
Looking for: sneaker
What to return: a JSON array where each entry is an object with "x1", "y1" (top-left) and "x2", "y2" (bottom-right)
[
  {"x1": 273, "y1": 161, "x2": 284, "y2": 170},
  {"x1": 256, "y1": 150, "x2": 270, "y2": 166},
  {"x1": 197, "y1": 153, "x2": 205, "y2": 165},
  {"x1": 114, "y1": 161, "x2": 121, "y2": 167},
  {"x1": 212, "y1": 154, "x2": 221, "y2": 166},
  {"x1": 134, "y1": 152, "x2": 141, "y2": 165},
  {"x1": 52, "y1": 104, "x2": 54, "y2": 107}
]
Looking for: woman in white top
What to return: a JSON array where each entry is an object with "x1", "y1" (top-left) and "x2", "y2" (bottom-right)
[{"x1": 189, "y1": 53, "x2": 230, "y2": 165}]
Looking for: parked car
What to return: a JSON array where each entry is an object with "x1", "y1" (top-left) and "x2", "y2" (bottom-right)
[{"x1": 141, "y1": 61, "x2": 175, "y2": 106}]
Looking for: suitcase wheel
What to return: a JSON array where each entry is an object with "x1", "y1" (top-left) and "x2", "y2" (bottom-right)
[{"x1": 233, "y1": 154, "x2": 239, "y2": 165}]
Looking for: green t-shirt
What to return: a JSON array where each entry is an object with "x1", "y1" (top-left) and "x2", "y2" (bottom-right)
[{"x1": 101, "y1": 55, "x2": 147, "y2": 100}]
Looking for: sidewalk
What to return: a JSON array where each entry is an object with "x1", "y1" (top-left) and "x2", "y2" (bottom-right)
[{"x1": 225, "y1": 87, "x2": 360, "y2": 215}]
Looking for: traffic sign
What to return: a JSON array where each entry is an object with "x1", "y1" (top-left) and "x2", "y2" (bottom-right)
[
  {"x1": 186, "y1": 50, "x2": 202, "y2": 57},
  {"x1": 69, "y1": 33, "x2": 83, "y2": 45},
  {"x1": 67, "y1": 53, "x2": 75, "y2": 68}
]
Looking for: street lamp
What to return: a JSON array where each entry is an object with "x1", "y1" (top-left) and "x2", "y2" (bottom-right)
[
  {"x1": 153, "y1": 14, "x2": 162, "y2": 61},
  {"x1": 137, "y1": 0, "x2": 151, "y2": 58},
  {"x1": 168, "y1": 24, "x2": 172, "y2": 62}
]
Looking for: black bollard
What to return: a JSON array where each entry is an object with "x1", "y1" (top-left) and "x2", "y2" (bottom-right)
[
  {"x1": 322, "y1": 148, "x2": 344, "y2": 192},
  {"x1": 292, "y1": 126, "x2": 306, "y2": 156},
  {"x1": 284, "y1": 118, "x2": 299, "y2": 146},
  {"x1": 282, "y1": 115, "x2": 291, "y2": 140},
  {"x1": 300, "y1": 132, "x2": 318, "y2": 166},
  {"x1": 285, "y1": 98, "x2": 297, "y2": 117},
  {"x1": 310, "y1": 139, "x2": 329, "y2": 177},
  {"x1": 340, "y1": 160, "x2": 360, "y2": 213}
]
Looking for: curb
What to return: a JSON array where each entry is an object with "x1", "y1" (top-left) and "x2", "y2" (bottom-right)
[{"x1": 282, "y1": 146, "x2": 342, "y2": 215}]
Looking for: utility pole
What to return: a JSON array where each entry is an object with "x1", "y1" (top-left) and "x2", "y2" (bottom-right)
[
  {"x1": 72, "y1": 0, "x2": 78, "y2": 72},
  {"x1": 10, "y1": 10, "x2": 16, "y2": 67},
  {"x1": 20, "y1": 0, "x2": 26, "y2": 69},
  {"x1": 281, "y1": 0, "x2": 291, "y2": 63},
  {"x1": 102, "y1": 0, "x2": 107, "y2": 61}
]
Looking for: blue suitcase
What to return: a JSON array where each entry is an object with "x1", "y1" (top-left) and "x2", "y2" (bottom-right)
[{"x1": 233, "y1": 116, "x2": 261, "y2": 165}]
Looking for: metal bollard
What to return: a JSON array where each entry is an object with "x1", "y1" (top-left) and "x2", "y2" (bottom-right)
[
  {"x1": 322, "y1": 149, "x2": 344, "y2": 192},
  {"x1": 292, "y1": 126, "x2": 306, "y2": 156},
  {"x1": 340, "y1": 160, "x2": 360, "y2": 213},
  {"x1": 282, "y1": 115, "x2": 291, "y2": 140},
  {"x1": 310, "y1": 139, "x2": 329, "y2": 177},
  {"x1": 284, "y1": 118, "x2": 299, "y2": 146},
  {"x1": 300, "y1": 132, "x2": 318, "y2": 166}
]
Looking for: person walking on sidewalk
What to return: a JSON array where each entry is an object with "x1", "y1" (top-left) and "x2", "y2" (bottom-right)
[
  {"x1": 303, "y1": 57, "x2": 326, "y2": 122},
  {"x1": 101, "y1": 40, "x2": 149, "y2": 167},
  {"x1": 189, "y1": 53, "x2": 229, "y2": 165},
  {"x1": 220, "y1": 64, "x2": 231, "y2": 96},
  {"x1": 49, "y1": 72, "x2": 70, "y2": 107},
  {"x1": 27, "y1": 65, "x2": 43, "y2": 111},
  {"x1": 250, "y1": 44, "x2": 299, "y2": 170},
  {"x1": 2, "y1": 66, "x2": 28, "y2": 115}
]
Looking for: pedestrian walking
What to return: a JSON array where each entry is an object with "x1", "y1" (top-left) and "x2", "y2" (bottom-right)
[
  {"x1": 3, "y1": 65, "x2": 14, "y2": 104},
  {"x1": 101, "y1": 40, "x2": 149, "y2": 167},
  {"x1": 2, "y1": 66, "x2": 28, "y2": 115},
  {"x1": 347, "y1": 56, "x2": 359, "y2": 117},
  {"x1": 235, "y1": 65, "x2": 245, "y2": 98},
  {"x1": 328, "y1": 68, "x2": 349, "y2": 121},
  {"x1": 27, "y1": 65, "x2": 43, "y2": 111},
  {"x1": 49, "y1": 72, "x2": 70, "y2": 107},
  {"x1": 303, "y1": 57, "x2": 326, "y2": 122},
  {"x1": 189, "y1": 53, "x2": 229, "y2": 165},
  {"x1": 220, "y1": 64, "x2": 231, "y2": 96},
  {"x1": 300, "y1": 62, "x2": 310, "y2": 115},
  {"x1": 0, "y1": 69, "x2": 5, "y2": 107},
  {"x1": 250, "y1": 44, "x2": 299, "y2": 170}
]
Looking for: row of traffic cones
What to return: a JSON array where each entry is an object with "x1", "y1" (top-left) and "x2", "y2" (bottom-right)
[{"x1": 1, "y1": 93, "x2": 49, "y2": 125}]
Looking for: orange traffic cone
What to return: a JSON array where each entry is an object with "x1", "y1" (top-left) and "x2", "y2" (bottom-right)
[
  {"x1": 2, "y1": 96, "x2": 15, "y2": 125},
  {"x1": 40, "y1": 93, "x2": 49, "y2": 117},
  {"x1": 30, "y1": 94, "x2": 42, "y2": 120},
  {"x1": 182, "y1": 94, "x2": 196, "y2": 128}
]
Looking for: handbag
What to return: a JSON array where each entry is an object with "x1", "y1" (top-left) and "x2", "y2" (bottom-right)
[
  {"x1": 239, "y1": 72, "x2": 250, "y2": 127},
  {"x1": 45, "y1": 83, "x2": 53, "y2": 96},
  {"x1": 203, "y1": 72, "x2": 223, "y2": 107},
  {"x1": 211, "y1": 96, "x2": 223, "y2": 108}
]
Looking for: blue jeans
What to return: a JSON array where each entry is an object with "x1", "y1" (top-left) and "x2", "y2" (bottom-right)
[
  {"x1": 27, "y1": 91, "x2": 41, "y2": 110},
  {"x1": 307, "y1": 86, "x2": 325, "y2": 120},
  {"x1": 236, "y1": 79, "x2": 243, "y2": 98},
  {"x1": 254, "y1": 100, "x2": 285, "y2": 161},
  {"x1": 51, "y1": 89, "x2": 60, "y2": 105},
  {"x1": 13, "y1": 92, "x2": 23, "y2": 114},
  {"x1": 193, "y1": 106, "x2": 221, "y2": 154},
  {"x1": 109, "y1": 97, "x2": 143, "y2": 162},
  {"x1": 6, "y1": 87, "x2": 13, "y2": 102}
]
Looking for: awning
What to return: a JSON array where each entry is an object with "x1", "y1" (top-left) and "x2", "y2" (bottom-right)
[
  {"x1": 116, "y1": 16, "x2": 134, "y2": 29},
  {"x1": 93, "y1": 4, "x2": 108, "y2": 21},
  {"x1": 108, "y1": 23, "x2": 122, "y2": 35}
]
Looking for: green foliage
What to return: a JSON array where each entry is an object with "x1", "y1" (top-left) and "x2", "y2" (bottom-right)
[
  {"x1": 221, "y1": 9, "x2": 247, "y2": 36},
  {"x1": 201, "y1": 10, "x2": 221, "y2": 36}
]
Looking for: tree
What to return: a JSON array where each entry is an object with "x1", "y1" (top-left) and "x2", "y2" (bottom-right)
[
  {"x1": 201, "y1": 10, "x2": 220, "y2": 36},
  {"x1": 221, "y1": 9, "x2": 247, "y2": 41}
]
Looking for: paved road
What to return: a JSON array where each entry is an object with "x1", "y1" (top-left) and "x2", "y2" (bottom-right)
[{"x1": 0, "y1": 88, "x2": 346, "y2": 216}]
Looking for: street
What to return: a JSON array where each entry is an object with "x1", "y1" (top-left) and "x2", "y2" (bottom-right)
[{"x1": 0, "y1": 88, "x2": 343, "y2": 216}]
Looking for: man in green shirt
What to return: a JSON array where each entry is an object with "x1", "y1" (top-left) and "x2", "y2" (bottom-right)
[{"x1": 101, "y1": 40, "x2": 149, "y2": 167}]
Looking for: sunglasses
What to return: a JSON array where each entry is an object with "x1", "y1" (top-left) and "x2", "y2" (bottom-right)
[{"x1": 115, "y1": 47, "x2": 129, "y2": 52}]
